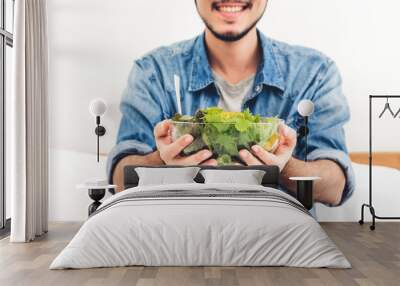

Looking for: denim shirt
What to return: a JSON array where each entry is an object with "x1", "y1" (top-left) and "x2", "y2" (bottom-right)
[{"x1": 107, "y1": 30, "x2": 355, "y2": 205}]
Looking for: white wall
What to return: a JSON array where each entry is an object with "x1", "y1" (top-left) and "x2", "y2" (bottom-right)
[
  {"x1": 48, "y1": 149, "x2": 112, "y2": 221},
  {"x1": 47, "y1": 0, "x2": 400, "y2": 221}
]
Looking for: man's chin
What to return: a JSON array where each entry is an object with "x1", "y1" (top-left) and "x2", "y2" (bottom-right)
[
  {"x1": 219, "y1": 29, "x2": 243, "y2": 37},
  {"x1": 205, "y1": 18, "x2": 260, "y2": 43},
  {"x1": 209, "y1": 28, "x2": 252, "y2": 42},
  {"x1": 213, "y1": 26, "x2": 246, "y2": 37}
]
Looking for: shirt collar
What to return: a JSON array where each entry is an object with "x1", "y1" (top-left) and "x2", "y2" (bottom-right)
[{"x1": 188, "y1": 29, "x2": 285, "y2": 92}]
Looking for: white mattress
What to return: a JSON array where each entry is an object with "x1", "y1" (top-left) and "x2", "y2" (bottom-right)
[{"x1": 50, "y1": 183, "x2": 350, "y2": 269}]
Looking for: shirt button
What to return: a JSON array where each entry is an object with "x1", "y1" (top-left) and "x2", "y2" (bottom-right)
[{"x1": 255, "y1": 85, "x2": 262, "y2": 93}]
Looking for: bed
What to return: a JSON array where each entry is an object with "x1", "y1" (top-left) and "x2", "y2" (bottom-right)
[{"x1": 50, "y1": 165, "x2": 350, "y2": 269}]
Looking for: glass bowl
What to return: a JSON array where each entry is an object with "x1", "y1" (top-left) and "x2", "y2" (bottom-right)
[{"x1": 171, "y1": 119, "x2": 283, "y2": 165}]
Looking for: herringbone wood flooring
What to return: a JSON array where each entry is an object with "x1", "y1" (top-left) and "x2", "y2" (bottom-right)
[{"x1": 0, "y1": 222, "x2": 399, "y2": 286}]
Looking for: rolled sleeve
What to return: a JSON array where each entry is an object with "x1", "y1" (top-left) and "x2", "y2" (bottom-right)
[
  {"x1": 106, "y1": 140, "x2": 153, "y2": 184},
  {"x1": 308, "y1": 149, "x2": 356, "y2": 206},
  {"x1": 107, "y1": 58, "x2": 170, "y2": 183},
  {"x1": 295, "y1": 59, "x2": 354, "y2": 206}
]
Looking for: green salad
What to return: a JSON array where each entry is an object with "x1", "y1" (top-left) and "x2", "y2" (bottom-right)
[{"x1": 171, "y1": 107, "x2": 282, "y2": 165}]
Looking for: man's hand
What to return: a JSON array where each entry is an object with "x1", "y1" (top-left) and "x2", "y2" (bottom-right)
[
  {"x1": 154, "y1": 120, "x2": 217, "y2": 166},
  {"x1": 239, "y1": 124, "x2": 297, "y2": 171}
]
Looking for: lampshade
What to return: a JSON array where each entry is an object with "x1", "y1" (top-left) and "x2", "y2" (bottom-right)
[
  {"x1": 89, "y1": 98, "x2": 107, "y2": 117},
  {"x1": 297, "y1": 100, "x2": 315, "y2": 117}
]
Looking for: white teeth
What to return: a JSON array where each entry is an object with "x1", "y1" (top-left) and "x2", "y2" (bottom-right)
[{"x1": 218, "y1": 6, "x2": 244, "y2": 13}]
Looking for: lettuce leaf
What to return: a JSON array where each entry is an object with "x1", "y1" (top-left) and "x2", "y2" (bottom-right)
[{"x1": 172, "y1": 107, "x2": 281, "y2": 164}]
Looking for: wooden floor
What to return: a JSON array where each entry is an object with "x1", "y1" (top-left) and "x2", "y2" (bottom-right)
[{"x1": 0, "y1": 222, "x2": 399, "y2": 286}]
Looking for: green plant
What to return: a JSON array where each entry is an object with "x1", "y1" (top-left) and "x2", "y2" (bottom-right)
[{"x1": 171, "y1": 107, "x2": 281, "y2": 165}]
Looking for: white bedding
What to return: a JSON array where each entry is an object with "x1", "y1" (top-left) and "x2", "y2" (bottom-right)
[{"x1": 50, "y1": 183, "x2": 350, "y2": 269}]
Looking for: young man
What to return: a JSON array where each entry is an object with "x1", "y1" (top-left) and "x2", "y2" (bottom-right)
[{"x1": 107, "y1": 0, "x2": 355, "y2": 206}]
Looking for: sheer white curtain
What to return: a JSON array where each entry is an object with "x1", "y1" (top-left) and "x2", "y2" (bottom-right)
[{"x1": 10, "y1": 0, "x2": 49, "y2": 242}]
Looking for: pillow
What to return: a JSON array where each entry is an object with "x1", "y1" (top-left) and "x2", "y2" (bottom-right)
[
  {"x1": 135, "y1": 167, "x2": 201, "y2": 186},
  {"x1": 200, "y1": 169, "x2": 266, "y2": 185}
]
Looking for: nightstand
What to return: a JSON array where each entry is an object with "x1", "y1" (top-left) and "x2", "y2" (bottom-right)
[
  {"x1": 77, "y1": 179, "x2": 116, "y2": 216},
  {"x1": 289, "y1": 177, "x2": 321, "y2": 210}
]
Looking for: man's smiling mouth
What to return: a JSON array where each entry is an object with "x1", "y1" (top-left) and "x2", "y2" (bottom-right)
[{"x1": 212, "y1": 1, "x2": 252, "y2": 13}]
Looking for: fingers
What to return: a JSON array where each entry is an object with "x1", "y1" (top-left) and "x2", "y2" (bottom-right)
[
  {"x1": 251, "y1": 145, "x2": 277, "y2": 165},
  {"x1": 155, "y1": 119, "x2": 197, "y2": 163},
  {"x1": 200, "y1": 158, "x2": 218, "y2": 166},
  {"x1": 154, "y1": 120, "x2": 174, "y2": 149},
  {"x1": 279, "y1": 124, "x2": 297, "y2": 148},
  {"x1": 239, "y1": 149, "x2": 262, "y2": 166},
  {"x1": 173, "y1": 149, "x2": 213, "y2": 165},
  {"x1": 154, "y1": 119, "x2": 171, "y2": 139},
  {"x1": 155, "y1": 119, "x2": 295, "y2": 166},
  {"x1": 160, "y1": 134, "x2": 194, "y2": 162}
]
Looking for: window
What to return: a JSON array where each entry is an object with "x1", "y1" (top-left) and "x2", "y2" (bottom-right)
[{"x1": 0, "y1": 0, "x2": 14, "y2": 236}]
